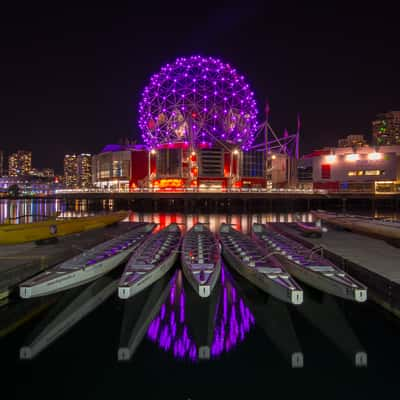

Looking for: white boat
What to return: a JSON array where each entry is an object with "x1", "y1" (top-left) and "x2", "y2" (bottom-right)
[
  {"x1": 252, "y1": 223, "x2": 367, "y2": 302},
  {"x1": 118, "y1": 223, "x2": 182, "y2": 299},
  {"x1": 19, "y1": 223, "x2": 156, "y2": 299},
  {"x1": 219, "y1": 224, "x2": 303, "y2": 305},
  {"x1": 181, "y1": 223, "x2": 221, "y2": 298},
  {"x1": 20, "y1": 276, "x2": 118, "y2": 359}
]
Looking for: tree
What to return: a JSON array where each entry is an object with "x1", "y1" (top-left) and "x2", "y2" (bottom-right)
[{"x1": 8, "y1": 184, "x2": 20, "y2": 198}]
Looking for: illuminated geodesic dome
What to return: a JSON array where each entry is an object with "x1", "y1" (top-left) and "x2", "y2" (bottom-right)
[{"x1": 138, "y1": 55, "x2": 258, "y2": 150}]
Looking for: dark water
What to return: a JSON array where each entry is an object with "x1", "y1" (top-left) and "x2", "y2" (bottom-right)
[{"x1": 1, "y1": 200, "x2": 400, "y2": 399}]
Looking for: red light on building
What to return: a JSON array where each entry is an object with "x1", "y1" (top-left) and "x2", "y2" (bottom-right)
[{"x1": 321, "y1": 164, "x2": 331, "y2": 179}]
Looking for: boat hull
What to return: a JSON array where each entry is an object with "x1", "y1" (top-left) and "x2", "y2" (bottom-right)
[
  {"x1": 252, "y1": 224, "x2": 368, "y2": 303},
  {"x1": 118, "y1": 253, "x2": 178, "y2": 299},
  {"x1": 221, "y1": 247, "x2": 303, "y2": 305},
  {"x1": 20, "y1": 247, "x2": 133, "y2": 299},
  {"x1": 0, "y1": 211, "x2": 127, "y2": 245},
  {"x1": 181, "y1": 259, "x2": 221, "y2": 298},
  {"x1": 279, "y1": 257, "x2": 367, "y2": 302}
]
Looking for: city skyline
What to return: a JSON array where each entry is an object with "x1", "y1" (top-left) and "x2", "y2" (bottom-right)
[{"x1": 1, "y1": 2, "x2": 399, "y2": 171}]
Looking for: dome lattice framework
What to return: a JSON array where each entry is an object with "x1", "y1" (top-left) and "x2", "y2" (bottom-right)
[{"x1": 139, "y1": 55, "x2": 258, "y2": 150}]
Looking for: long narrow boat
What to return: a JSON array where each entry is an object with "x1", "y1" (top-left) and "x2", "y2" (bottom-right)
[
  {"x1": 311, "y1": 210, "x2": 400, "y2": 242},
  {"x1": 0, "y1": 211, "x2": 128, "y2": 245},
  {"x1": 181, "y1": 223, "x2": 221, "y2": 298},
  {"x1": 252, "y1": 223, "x2": 367, "y2": 302},
  {"x1": 293, "y1": 221, "x2": 323, "y2": 238},
  {"x1": 219, "y1": 223, "x2": 303, "y2": 305},
  {"x1": 19, "y1": 223, "x2": 156, "y2": 298},
  {"x1": 118, "y1": 223, "x2": 182, "y2": 299},
  {"x1": 20, "y1": 276, "x2": 118, "y2": 359}
]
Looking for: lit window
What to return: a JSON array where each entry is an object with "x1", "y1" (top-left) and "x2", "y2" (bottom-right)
[
  {"x1": 368, "y1": 152, "x2": 381, "y2": 160},
  {"x1": 326, "y1": 154, "x2": 336, "y2": 163},
  {"x1": 357, "y1": 170, "x2": 364, "y2": 176},
  {"x1": 365, "y1": 170, "x2": 381, "y2": 176},
  {"x1": 346, "y1": 154, "x2": 359, "y2": 161},
  {"x1": 348, "y1": 171, "x2": 357, "y2": 176}
]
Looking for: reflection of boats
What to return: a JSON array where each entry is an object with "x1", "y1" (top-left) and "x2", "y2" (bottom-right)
[
  {"x1": 147, "y1": 270, "x2": 198, "y2": 361},
  {"x1": 240, "y1": 280, "x2": 303, "y2": 368},
  {"x1": 210, "y1": 266, "x2": 254, "y2": 359},
  {"x1": 252, "y1": 224, "x2": 367, "y2": 302},
  {"x1": 118, "y1": 273, "x2": 173, "y2": 361},
  {"x1": 181, "y1": 223, "x2": 221, "y2": 297},
  {"x1": 297, "y1": 293, "x2": 367, "y2": 367},
  {"x1": 0, "y1": 296, "x2": 59, "y2": 338},
  {"x1": 146, "y1": 266, "x2": 254, "y2": 361},
  {"x1": 219, "y1": 223, "x2": 303, "y2": 305},
  {"x1": 311, "y1": 210, "x2": 400, "y2": 242},
  {"x1": 0, "y1": 211, "x2": 128, "y2": 245},
  {"x1": 20, "y1": 276, "x2": 118, "y2": 359},
  {"x1": 118, "y1": 224, "x2": 181, "y2": 299},
  {"x1": 184, "y1": 275, "x2": 220, "y2": 359},
  {"x1": 20, "y1": 223, "x2": 155, "y2": 298}
]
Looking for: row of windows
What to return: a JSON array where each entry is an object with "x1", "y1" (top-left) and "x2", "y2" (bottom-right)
[{"x1": 347, "y1": 170, "x2": 385, "y2": 176}]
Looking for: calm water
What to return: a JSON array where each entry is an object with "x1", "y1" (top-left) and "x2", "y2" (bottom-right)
[{"x1": 1, "y1": 199, "x2": 400, "y2": 399}]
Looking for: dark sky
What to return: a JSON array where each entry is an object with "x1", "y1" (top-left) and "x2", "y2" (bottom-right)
[{"x1": 1, "y1": 1, "x2": 399, "y2": 173}]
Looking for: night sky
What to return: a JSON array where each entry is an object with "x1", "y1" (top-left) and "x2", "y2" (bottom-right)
[{"x1": 1, "y1": 1, "x2": 399, "y2": 173}]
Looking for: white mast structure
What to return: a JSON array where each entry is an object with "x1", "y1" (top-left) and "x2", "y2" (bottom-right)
[{"x1": 250, "y1": 103, "x2": 301, "y2": 188}]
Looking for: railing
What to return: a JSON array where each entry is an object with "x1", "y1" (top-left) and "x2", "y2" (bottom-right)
[{"x1": 54, "y1": 188, "x2": 329, "y2": 195}]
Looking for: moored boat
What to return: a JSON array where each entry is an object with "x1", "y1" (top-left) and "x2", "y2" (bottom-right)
[
  {"x1": 219, "y1": 223, "x2": 303, "y2": 305},
  {"x1": 252, "y1": 223, "x2": 367, "y2": 302},
  {"x1": 181, "y1": 223, "x2": 221, "y2": 298},
  {"x1": 118, "y1": 223, "x2": 182, "y2": 299},
  {"x1": 0, "y1": 211, "x2": 128, "y2": 245},
  {"x1": 311, "y1": 210, "x2": 400, "y2": 242},
  {"x1": 19, "y1": 223, "x2": 155, "y2": 298},
  {"x1": 293, "y1": 221, "x2": 323, "y2": 238}
]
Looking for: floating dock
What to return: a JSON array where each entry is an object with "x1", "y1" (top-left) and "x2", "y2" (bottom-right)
[
  {"x1": 0, "y1": 222, "x2": 140, "y2": 301},
  {"x1": 275, "y1": 223, "x2": 400, "y2": 317}
]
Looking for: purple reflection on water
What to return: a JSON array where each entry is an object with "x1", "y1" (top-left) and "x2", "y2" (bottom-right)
[{"x1": 146, "y1": 267, "x2": 255, "y2": 361}]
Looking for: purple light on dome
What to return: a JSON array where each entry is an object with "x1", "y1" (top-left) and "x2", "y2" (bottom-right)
[{"x1": 138, "y1": 55, "x2": 258, "y2": 148}]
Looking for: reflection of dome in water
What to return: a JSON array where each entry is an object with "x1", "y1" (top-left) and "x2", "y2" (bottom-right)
[
  {"x1": 146, "y1": 268, "x2": 254, "y2": 361},
  {"x1": 139, "y1": 55, "x2": 258, "y2": 150}
]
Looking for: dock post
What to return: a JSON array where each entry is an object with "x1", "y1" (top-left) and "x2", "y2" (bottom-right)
[{"x1": 342, "y1": 198, "x2": 347, "y2": 213}]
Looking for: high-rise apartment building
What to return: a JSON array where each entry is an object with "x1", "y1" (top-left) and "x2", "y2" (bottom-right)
[
  {"x1": 64, "y1": 154, "x2": 78, "y2": 188},
  {"x1": 8, "y1": 150, "x2": 32, "y2": 176},
  {"x1": 337, "y1": 134, "x2": 367, "y2": 148},
  {"x1": 372, "y1": 111, "x2": 400, "y2": 145},
  {"x1": 77, "y1": 154, "x2": 92, "y2": 187},
  {"x1": 64, "y1": 153, "x2": 92, "y2": 188}
]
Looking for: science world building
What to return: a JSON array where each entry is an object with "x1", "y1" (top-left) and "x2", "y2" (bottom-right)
[{"x1": 92, "y1": 56, "x2": 297, "y2": 190}]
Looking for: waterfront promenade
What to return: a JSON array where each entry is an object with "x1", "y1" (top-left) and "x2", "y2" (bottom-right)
[{"x1": 52, "y1": 188, "x2": 400, "y2": 212}]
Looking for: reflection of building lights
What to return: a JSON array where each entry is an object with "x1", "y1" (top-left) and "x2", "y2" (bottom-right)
[
  {"x1": 346, "y1": 153, "x2": 359, "y2": 161},
  {"x1": 191, "y1": 151, "x2": 196, "y2": 156},
  {"x1": 368, "y1": 152, "x2": 381, "y2": 160},
  {"x1": 326, "y1": 154, "x2": 336, "y2": 163}
]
